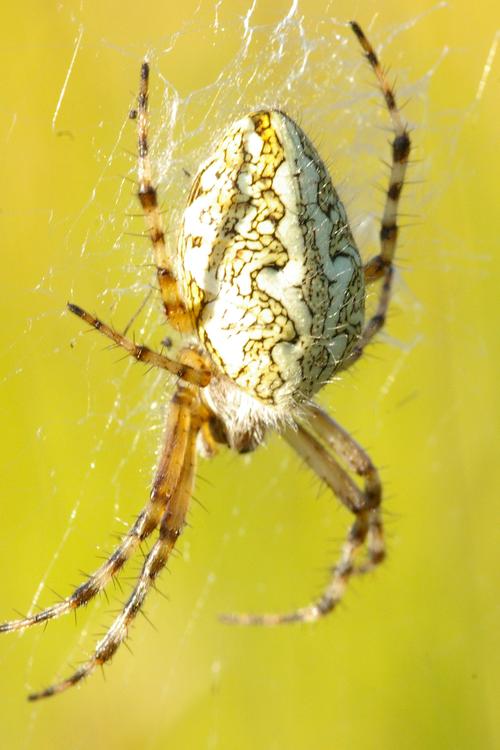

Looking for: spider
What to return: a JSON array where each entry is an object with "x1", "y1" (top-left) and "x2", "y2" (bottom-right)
[{"x1": 1, "y1": 22, "x2": 410, "y2": 700}]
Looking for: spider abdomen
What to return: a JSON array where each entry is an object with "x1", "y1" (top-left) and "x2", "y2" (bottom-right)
[{"x1": 178, "y1": 110, "x2": 364, "y2": 407}]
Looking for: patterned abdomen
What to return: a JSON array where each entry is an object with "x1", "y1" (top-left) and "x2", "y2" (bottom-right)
[{"x1": 177, "y1": 110, "x2": 364, "y2": 407}]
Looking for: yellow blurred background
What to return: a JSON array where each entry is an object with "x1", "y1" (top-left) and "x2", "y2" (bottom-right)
[{"x1": 0, "y1": 1, "x2": 498, "y2": 748}]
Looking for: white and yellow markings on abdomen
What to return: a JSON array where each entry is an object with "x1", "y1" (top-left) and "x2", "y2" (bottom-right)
[{"x1": 177, "y1": 110, "x2": 364, "y2": 407}]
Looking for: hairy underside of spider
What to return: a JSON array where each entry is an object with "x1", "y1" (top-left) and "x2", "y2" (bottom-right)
[{"x1": 0, "y1": 21, "x2": 410, "y2": 700}]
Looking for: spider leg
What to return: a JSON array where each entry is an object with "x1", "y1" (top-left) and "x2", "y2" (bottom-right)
[
  {"x1": 27, "y1": 382, "x2": 201, "y2": 701},
  {"x1": 302, "y1": 402, "x2": 384, "y2": 574},
  {"x1": 338, "y1": 265, "x2": 393, "y2": 370},
  {"x1": 349, "y1": 22, "x2": 411, "y2": 285},
  {"x1": 0, "y1": 376, "x2": 196, "y2": 636},
  {"x1": 220, "y1": 409, "x2": 383, "y2": 626},
  {"x1": 339, "y1": 23, "x2": 411, "y2": 369},
  {"x1": 136, "y1": 62, "x2": 193, "y2": 333},
  {"x1": 67, "y1": 303, "x2": 210, "y2": 386}
]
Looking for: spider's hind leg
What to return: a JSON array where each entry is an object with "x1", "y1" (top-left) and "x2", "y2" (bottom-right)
[
  {"x1": 345, "y1": 22, "x2": 411, "y2": 369},
  {"x1": 350, "y1": 21, "x2": 411, "y2": 285},
  {"x1": 135, "y1": 62, "x2": 192, "y2": 333}
]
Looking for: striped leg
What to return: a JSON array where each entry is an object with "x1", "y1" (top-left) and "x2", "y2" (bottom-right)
[
  {"x1": 220, "y1": 414, "x2": 383, "y2": 626},
  {"x1": 136, "y1": 62, "x2": 192, "y2": 332},
  {"x1": 340, "y1": 265, "x2": 393, "y2": 369},
  {"x1": 350, "y1": 21, "x2": 411, "y2": 284},
  {"x1": 344, "y1": 22, "x2": 411, "y2": 367},
  {"x1": 0, "y1": 379, "x2": 197, "y2": 639},
  {"x1": 67, "y1": 303, "x2": 211, "y2": 386},
  {"x1": 27, "y1": 383, "x2": 201, "y2": 701},
  {"x1": 303, "y1": 402, "x2": 385, "y2": 574}
]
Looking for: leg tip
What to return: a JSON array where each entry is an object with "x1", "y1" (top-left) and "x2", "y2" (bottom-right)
[
  {"x1": 27, "y1": 687, "x2": 53, "y2": 702},
  {"x1": 349, "y1": 20, "x2": 363, "y2": 37},
  {"x1": 67, "y1": 302, "x2": 83, "y2": 317}
]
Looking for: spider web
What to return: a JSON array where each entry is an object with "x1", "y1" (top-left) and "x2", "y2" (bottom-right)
[{"x1": 0, "y1": 0, "x2": 462, "y2": 745}]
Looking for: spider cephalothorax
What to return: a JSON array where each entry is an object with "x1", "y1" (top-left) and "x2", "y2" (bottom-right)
[{"x1": 0, "y1": 22, "x2": 410, "y2": 700}]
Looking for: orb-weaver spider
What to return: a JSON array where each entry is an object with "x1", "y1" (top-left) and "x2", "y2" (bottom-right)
[{"x1": 1, "y1": 21, "x2": 410, "y2": 700}]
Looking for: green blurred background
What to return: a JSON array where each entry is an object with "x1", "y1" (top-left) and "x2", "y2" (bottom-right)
[{"x1": 1, "y1": 1, "x2": 498, "y2": 748}]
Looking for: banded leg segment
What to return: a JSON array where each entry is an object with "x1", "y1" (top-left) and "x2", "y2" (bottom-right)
[
  {"x1": 0, "y1": 378, "x2": 196, "y2": 636},
  {"x1": 339, "y1": 266, "x2": 393, "y2": 370},
  {"x1": 67, "y1": 303, "x2": 211, "y2": 386},
  {"x1": 221, "y1": 411, "x2": 384, "y2": 626},
  {"x1": 344, "y1": 23, "x2": 411, "y2": 367},
  {"x1": 304, "y1": 402, "x2": 385, "y2": 572},
  {"x1": 350, "y1": 21, "x2": 411, "y2": 285},
  {"x1": 27, "y1": 384, "x2": 202, "y2": 701},
  {"x1": 136, "y1": 63, "x2": 192, "y2": 332}
]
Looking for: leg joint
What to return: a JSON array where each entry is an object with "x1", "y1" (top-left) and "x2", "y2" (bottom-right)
[
  {"x1": 138, "y1": 185, "x2": 157, "y2": 209},
  {"x1": 393, "y1": 131, "x2": 411, "y2": 162},
  {"x1": 380, "y1": 223, "x2": 398, "y2": 242}
]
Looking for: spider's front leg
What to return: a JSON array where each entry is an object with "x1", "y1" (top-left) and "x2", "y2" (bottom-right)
[
  {"x1": 220, "y1": 402, "x2": 384, "y2": 626},
  {"x1": 303, "y1": 403, "x2": 385, "y2": 577},
  {"x1": 27, "y1": 376, "x2": 207, "y2": 701},
  {"x1": 0, "y1": 342, "x2": 210, "y2": 644}
]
